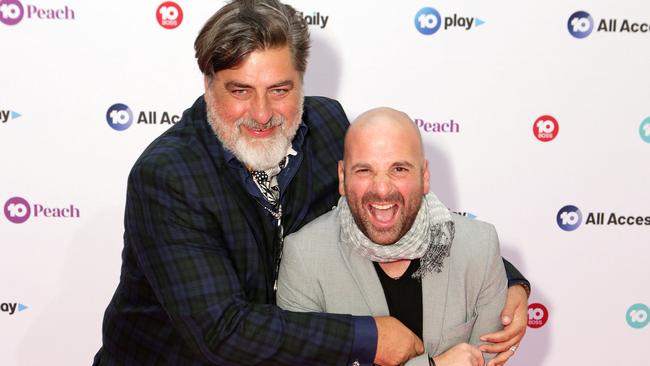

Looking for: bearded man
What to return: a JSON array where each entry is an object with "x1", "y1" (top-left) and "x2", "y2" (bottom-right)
[{"x1": 94, "y1": 1, "x2": 529, "y2": 365}]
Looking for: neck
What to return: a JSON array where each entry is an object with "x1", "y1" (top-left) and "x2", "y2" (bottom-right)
[{"x1": 378, "y1": 259, "x2": 411, "y2": 279}]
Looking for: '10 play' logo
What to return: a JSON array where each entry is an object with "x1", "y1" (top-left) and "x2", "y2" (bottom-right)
[
  {"x1": 528, "y1": 303, "x2": 549, "y2": 328},
  {"x1": 626, "y1": 303, "x2": 649, "y2": 329},
  {"x1": 414, "y1": 7, "x2": 484, "y2": 35},
  {"x1": 640, "y1": 117, "x2": 650, "y2": 143},
  {"x1": 156, "y1": 1, "x2": 182, "y2": 29},
  {"x1": 533, "y1": 115, "x2": 559, "y2": 142}
]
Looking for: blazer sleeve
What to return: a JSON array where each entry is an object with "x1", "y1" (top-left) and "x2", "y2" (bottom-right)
[
  {"x1": 125, "y1": 159, "x2": 359, "y2": 366},
  {"x1": 469, "y1": 224, "x2": 508, "y2": 363}
]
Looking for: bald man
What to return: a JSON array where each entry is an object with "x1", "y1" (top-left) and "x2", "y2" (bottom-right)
[{"x1": 277, "y1": 107, "x2": 508, "y2": 366}]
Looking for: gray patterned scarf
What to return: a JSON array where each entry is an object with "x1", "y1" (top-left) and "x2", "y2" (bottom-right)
[{"x1": 338, "y1": 192, "x2": 455, "y2": 278}]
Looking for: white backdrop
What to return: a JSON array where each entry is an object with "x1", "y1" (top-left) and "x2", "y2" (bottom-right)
[{"x1": 1, "y1": 0, "x2": 648, "y2": 365}]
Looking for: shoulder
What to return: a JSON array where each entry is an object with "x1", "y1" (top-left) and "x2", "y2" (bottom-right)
[
  {"x1": 449, "y1": 214, "x2": 500, "y2": 261},
  {"x1": 284, "y1": 209, "x2": 341, "y2": 257},
  {"x1": 129, "y1": 96, "x2": 216, "y2": 183},
  {"x1": 302, "y1": 96, "x2": 349, "y2": 132}
]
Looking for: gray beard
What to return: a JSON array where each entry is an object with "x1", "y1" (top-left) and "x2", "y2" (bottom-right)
[{"x1": 205, "y1": 97, "x2": 303, "y2": 171}]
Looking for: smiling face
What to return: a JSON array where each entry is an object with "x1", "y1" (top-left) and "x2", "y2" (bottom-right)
[
  {"x1": 339, "y1": 108, "x2": 430, "y2": 245},
  {"x1": 204, "y1": 46, "x2": 303, "y2": 170}
]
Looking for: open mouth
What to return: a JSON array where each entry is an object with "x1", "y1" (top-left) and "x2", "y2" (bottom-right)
[{"x1": 368, "y1": 202, "x2": 399, "y2": 227}]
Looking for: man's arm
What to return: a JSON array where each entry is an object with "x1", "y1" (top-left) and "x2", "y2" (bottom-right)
[
  {"x1": 478, "y1": 257, "x2": 530, "y2": 366},
  {"x1": 125, "y1": 160, "x2": 367, "y2": 366}
]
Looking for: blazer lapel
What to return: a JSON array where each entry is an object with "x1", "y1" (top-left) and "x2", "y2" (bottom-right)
[
  {"x1": 338, "y1": 236, "x2": 390, "y2": 316},
  {"x1": 422, "y1": 254, "x2": 451, "y2": 355}
]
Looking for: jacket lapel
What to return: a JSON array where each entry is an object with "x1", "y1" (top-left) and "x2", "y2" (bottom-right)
[{"x1": 338, "y1": 230, "x2": 390, "y2": 316}]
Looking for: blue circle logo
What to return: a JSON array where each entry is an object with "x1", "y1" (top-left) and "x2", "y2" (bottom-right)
[
  {"x1": 556, "y1": 205, "x2": 582, "y2": 231},
  {"x1": 626, "y1": 303, "x2": 649, "y2": 329},
  {"x1": 640, "y1": 117, "x2": 650, "y2": 143},
  {"x1": 568, "y1": 11, "x2": 593, "y2": 38},
  {"x1": 415, "y1": 7, "x2": 441, "y2": 35},
  {"x1": 106, "y1": 103, "x2": 133, "y2": 131}
]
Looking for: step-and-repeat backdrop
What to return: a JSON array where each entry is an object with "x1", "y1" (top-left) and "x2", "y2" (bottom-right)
[{"x1": 1, "y1": 1, "x2": 648, "y2": 365}]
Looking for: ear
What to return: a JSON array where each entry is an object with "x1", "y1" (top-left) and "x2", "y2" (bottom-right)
[
  {"x1": 338, "y1": 160, "x2": 346, "y2": 196},
  {"x1": 203, "y1": 74, "x2": 210, "y2": 93},
  {"x1": 422, "y1": 159, "x2": 430, "y2": 194}
]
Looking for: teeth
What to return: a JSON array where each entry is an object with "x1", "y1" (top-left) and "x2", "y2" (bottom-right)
[{"x1": 371, "y1": 203, "x2": 394, "y2": 210}]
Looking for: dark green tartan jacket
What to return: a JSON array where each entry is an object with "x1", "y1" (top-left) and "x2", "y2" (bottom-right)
[{"x1": 94, "y1": 96, "x2": 363, "y2": 365}]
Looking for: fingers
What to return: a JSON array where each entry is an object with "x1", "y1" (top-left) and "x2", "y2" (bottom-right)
[
  {"x1": 485, "y1": 349, "x2": 513, "y2": 366},
  {"x1": 469, "y1": 344, "x2": 484, "y2": 366},
  {"x1": 479, "y1": 326, "x2": 523, "y2": 350},
  {"x1": 414, "y1": 336, "x2": 425, "y2": 355},
  {"x1": 500, "y1": 285, "x2": 527, "y2": 325}
]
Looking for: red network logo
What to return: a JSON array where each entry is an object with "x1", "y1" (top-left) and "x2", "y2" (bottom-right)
[
  {"x1": 156, "y1": 1, "x2": 182, "y2": 29},
  {"x1": 533, "y1": 115, "x2": 559, "y2": 142},
  {"x1": 528, "y1": 302, "x2": 549, "y2": 328}
]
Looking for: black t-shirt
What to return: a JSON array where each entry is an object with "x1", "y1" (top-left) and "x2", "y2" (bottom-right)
[{"x1": 372, "y1": 259, "x2": 423, "y2": 339}]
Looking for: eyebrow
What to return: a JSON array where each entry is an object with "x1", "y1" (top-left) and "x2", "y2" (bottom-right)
[
  {"x1": 348, "y1": 161, "x2": 416, "y2": 170},
  {"x1": 224, "y1": 80, "x2": 294, "y2": 90}
]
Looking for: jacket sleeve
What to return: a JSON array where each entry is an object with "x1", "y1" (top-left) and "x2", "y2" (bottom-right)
[
  {"x1": 125, "y1": 158, "x2": 361, "y2": 366},
  {"x1": 469, "y1": 225, "x2": 508, "y2": 363}
]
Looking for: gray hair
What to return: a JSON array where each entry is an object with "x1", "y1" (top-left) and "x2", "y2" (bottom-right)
[{"x1": 194, "y1": 0, "x2": 310, "y2": 77}]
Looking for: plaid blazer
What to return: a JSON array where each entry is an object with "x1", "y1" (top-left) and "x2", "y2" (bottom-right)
[{"x1": 94, "y1": 96, "x2": 357, "y2": 365}]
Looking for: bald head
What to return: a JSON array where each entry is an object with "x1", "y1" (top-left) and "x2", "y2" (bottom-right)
[
  {"x1": 344, "y1": 107, "x2": 424, "y2": 163},
  {"x1": 338, "y1": 107, "x2": 430, "y2": 245}
]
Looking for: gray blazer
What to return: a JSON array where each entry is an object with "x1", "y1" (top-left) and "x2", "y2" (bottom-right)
[{"x1": 277, "y1": 209, "x2": 507, "y2": 366}]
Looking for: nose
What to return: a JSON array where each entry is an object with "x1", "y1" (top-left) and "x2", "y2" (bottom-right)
[
  {"x1": 371, "y1": 173, "x2": 393, "y2": 197},
  {"x1": 250, "y1": 94, "x2": 272, "y2": 125}
]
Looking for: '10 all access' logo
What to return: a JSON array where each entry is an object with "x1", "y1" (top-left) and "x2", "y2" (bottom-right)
[
  {"x1": 556, "y1": 204, "x2": 650, "y2": 231},
  {"x1": 4, "y1": 196, "x2": 80, "y2": 224},
  {"x1": 568, "y1": 10, "x2": 650, "y2": 38},
  {"x1": 106, "y1": 103, "x2": 180, "y2": 131},
  {"x1": 414, "y1": 7, "x2": 484, "y2": 35},
  {"x1": 0, "y1": 0, "x2": 75, "y2": 26}
]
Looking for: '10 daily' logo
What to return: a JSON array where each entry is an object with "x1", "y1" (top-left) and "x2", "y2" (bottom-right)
[
  {"x1": 415, "y1": 7, "x2": 484, "y2": 35},
  {"x1": 4, "y1": 196, "x2": 80, "y2": 224},
  {"x1": 568, "y1": 10, "x2": 650, "y2": 38},
  {"x1": 0, "y1": 0, "x2": 75, "y2": 26},
  {"x1": 556, "y1": 204, "x2": 650, "y2": 231},
  {"x1": 106, "y1": 103, "x2": 180, "y2": 131}
]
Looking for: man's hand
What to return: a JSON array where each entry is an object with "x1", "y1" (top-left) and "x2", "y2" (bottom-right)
[
  {"x1": 373, "y1": 316, "x2": 424, "y2": 366},
  {"x1": 479, "y1": 284, "x2": 528, "y2": 366},
  {"x1": 433, "y1": 343, "x2": 483, "y2": 366}
]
